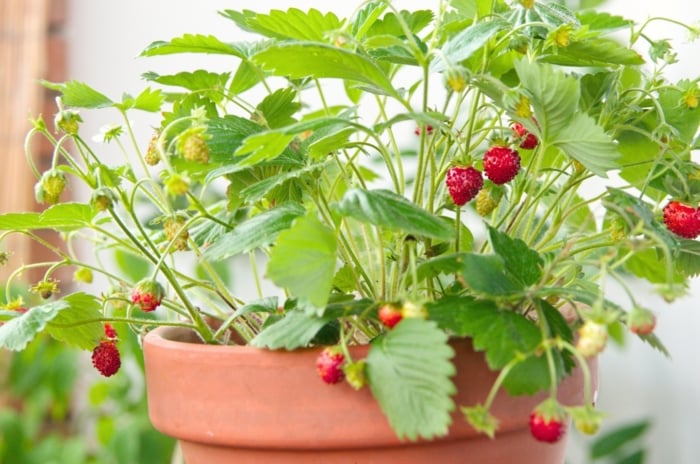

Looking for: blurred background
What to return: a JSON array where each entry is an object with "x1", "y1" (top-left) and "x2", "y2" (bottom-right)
[{"x1": 1, "y1": 1, "x2": 698, "y2": 463}]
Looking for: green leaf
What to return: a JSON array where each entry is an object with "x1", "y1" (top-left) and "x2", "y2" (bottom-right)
[
  {"x1": 42, "y1": 80, "x2": 112, "y2": 109},
  {"x1": 250, "y1": 309, "x2": 333, "y2": 350},
  {"x1": 504, "y1": 355, "x2": 553, "y2": 395},
  {"x1": 256, "y1": 88, "x2": 300, "y2": 129},
  {"x1": 204, "y1": 203, "x2": 306, "y2": 260},
  {"x1": 144, "y1": 70, "x2": 230, "y2": 99},
  {"x1": 113, "y1": 249, "x2": 151, "y2": 282},
  {"x1": 0, "y1": 300, "x2": 68, "y2": 351},
  {"x1": 677, "y1": 240, "x2": 700, "y2": 278},
  {"x1": 130, "y1": 87, "x2": 165, "y2": 112},
  {"x1": 206, "y1": 115, "x2": 264, "y2": 166},
  {"x1": 140, "y1": 34, "x2": 245, "y2": 57},
  {"x1": 552, "y1": 113, "x2": 619, "y2": 176},
  {"x1": 230, "y1": 60, "x2": 262, "y2": 95},
  {"x1": 234, "y1": 130, "x2": 295, "y2": 165},
  {"x1": 266, "y1": 214, "x2": 337, "y2": 308},
  {"x1": 334, "y1": 189, "x2": 454, "y2": 240},
  {"x1": 351, "y1": 2, "x2": 388, "y2": 39},
  {"x1": 366, "y1": 319, "x2": 455, "y2": 441},
  {"x1": 46, "y1": 293, "x2": 104, "y2": 350},
  {"x1": 243, "y1": 8, "x2": 342, "y2": 41},
  {"x1": 366, "y1": 9, "x2": 435, "y2": 37},
  {"x1": 240, "y1": 163, "x2": 329, "y2": 203},
  {"x1": 459, "y1": 254, "x2": 522, "y2": 295},
  {"x1": 431, "y1": 19, "x2": 509, "y2": 72},
  {"x1": 253, "y1": 43, "x2": 398, "y2": 98},
  {"x1": 427, "y1": 296, "x2": 540, "y2": 370},
  {"x1": 540, "y1": 38, "x2": 644, "y2": 67},
  {"x1": 591, "y1": 420, "x2": 650, "y2": 459},
  {"x1": 577, "y1": 10, "x2": 634, "y2": 32},
  {"x1": 488, "y1": 226, "x2": 543, "y2": 286},
  {"x1": 515, "y1": 59, "x2": 579, "y2": 139},
  {"x1": 0, "y1": 203, "x2": 96, "y2": 232}
]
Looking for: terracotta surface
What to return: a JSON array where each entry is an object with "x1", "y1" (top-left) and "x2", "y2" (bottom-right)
[{"x1": 143, "y1": 326, "x2": 597, "y2": 464}]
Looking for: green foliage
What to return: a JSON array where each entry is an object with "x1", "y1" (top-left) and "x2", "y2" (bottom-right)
[{"x1": 367, "y1": 319, "x2": 456, "y2": 440}]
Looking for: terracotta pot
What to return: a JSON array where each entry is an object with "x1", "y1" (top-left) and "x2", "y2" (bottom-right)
[{"x1": 143, "y1": 326, "x2": 597, "y2": 464}]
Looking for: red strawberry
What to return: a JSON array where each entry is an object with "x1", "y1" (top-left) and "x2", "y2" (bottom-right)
[
  {"x1": 131, "y1": 279, "x2": 165, "y2": 312},
  {"x1": 91, "y1": 340, "x2": 121, "y2": 377},
  {"x1": 104, "y1": 323, "x2": 118, "y2": 339},
  {"x1": 512, "y1": 122, "x2": 539, "y2": 149},
  {"x1": 414, "y1": 124, "x2": 434, "y2": 136},
  {"x1": 529, "y1": 412, "x2": 566, "y2": 443},
  {"x1": 378, "y1": 304, "x2": 403, "y2": 329},
  {"x1": 446, "y1": 166, "x2": 483, "y2": 206},
  {"x1": 483, "y1": 146, "x2": 521, "y2": 184},
  {"x1": 316, "y1": 347, "x2": 346, "y2": 384},
  {"x1": 662, "y1": 201, "x2": 700, "y2": 239}
]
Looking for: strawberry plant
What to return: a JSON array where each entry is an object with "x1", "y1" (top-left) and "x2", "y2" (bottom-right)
[{"x1": 0, "y1": 0, "x2": 699, "y2": 445}]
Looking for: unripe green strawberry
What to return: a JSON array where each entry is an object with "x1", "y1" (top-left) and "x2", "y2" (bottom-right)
[
  {"x1": 628, "y1": 307, "x2": 657, "y2": 336},
  {"x1": 164, "y1": 173, "x2": 190, "y2": 196},
  {"x1": 91, "y1": 340, "x2": 121, "y2": 377},
  {"x1": 73, "y1": 267, "x2": 94, "y2": 284},
  {"x1": 35, "y1": 170, "x2": 67, "y2": 205},
  {"x1": 90, "y1": 187, "x2": 118, "y2": 212},
  {"x1": 177, "y1": 128, "x2": 210, "y2": 163},
  {"x1": 30, "y1": 278, "x2": 60, "y2": 299},
  {"x1": 144, "y1": 133, "x2": 162, "y2": 166},
  {"x1": 343, "y1": 359, "x2": 367, "y2": 390},
  {"x1": 316, "y1": 347, "x2": 345, "y2": 384},
  {"x1": 475, "y1": 187, "x2": 502, "y2": 217},
  {"x1": 131, "y1": 279, "x2": 165, "y2": 312},
  {"x1": 576, "y1": 320, "x2": 608, "y2": 358},
  {"x1": 568, "y1": 405, "x2": 605, "y2": 436},
  {"x1": 164, "y1": 216, "x2": 190, "y2": 251},
  {"x1": 54, "y1": 109, "x2": 82, "y2": 135},
  {"x1": 401, "y1": 300, "x2": 428, "y2": 320}
]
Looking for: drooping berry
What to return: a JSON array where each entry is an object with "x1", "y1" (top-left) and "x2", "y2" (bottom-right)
[
  {"x1": 627, "y1": 307, "x2": 657, "y2": 336},
  {"x1": 446, "y1": 166, "x2": 483, "y2": 206},
  {"x1": 90, "y1": 187, "x2": 118, "y2": 212},
  {"x1": 30, "y1": 278, "x2": 60, "y2": 299},
  {"x1": 35, "y1": 170, "x2": 68, "y2": 205},
  {"x1": 177, "y1": 128, "x2": 210, "y2": 163},
  {"x1": 144, "y1": 132, "x2": 162, "y2": 166},
  {"x1": 104, "y1": 323, "x2": 118, "y2": 339},
  {"x1": 512, "y1": 122, "x2": 539, "y2": 149},
  {"x1": 343, "y1": 359, "x2": 367, "y2": 390},
  {"x1": 316, "y1": 347, "x2": 346, "y2": 384},
  {"x1": 529, "y1": 411, "x2": 566, "y2": 443},
  {"x1": 483, "y1": 146, "x2": 521, "y2": 185},
  {"x1": 378, "y1": 304, "x2": 403, "y2": 329},
  {"x1": 475, "y1": 187, "x2": 502, "y2": 217},
  {"x1": 662, "y1": 201, "x2": 700, "y2": 239},
  {"x1": 73, "y1": 267, "x2": 94, "y2": 284},
  {"x1": 164, "y1": 216, "x2": 190, "y2": 251},
  {"x1": 54, "y1": 108, "x2": 82, "y2": 135},
  {"x1": 131, "y1": 279, "x2": 165, "y2": 312},
  {"x1": 576, "y1": 320, "x2": 608, "y2": 358},
  {"x1": 414, "y1": 124, "x2": 434, "y2": 136},
  {"x1": 91, "y1": 340, "x2": 121, "y2": 377},
  {"x1": 401, "y1": 300, "x2": 428, "y2": 320}
]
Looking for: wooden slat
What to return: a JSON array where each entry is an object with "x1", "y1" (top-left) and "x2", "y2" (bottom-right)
[{"x1": 0, "y1": 0, "x2": 49, "y2": 281}]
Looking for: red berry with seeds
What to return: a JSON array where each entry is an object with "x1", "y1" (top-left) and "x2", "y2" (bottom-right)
[
  {"x1": 378, "y1": 304, "x2": 403, "y2": 329},
  {"x1": 512, "y1": 122, "x2": 539, "y2": 149},
  {"x1": 529, "y1": 411, "x2": 566, "y2": 443},
  {"x1": 316, "y1": 347, "x2": 346, "y2": 384},
  {"x1": 483, "y1": 146, "x2": 521, "y2": 184},
  {"x1": 91, "y1": 340, "x2": 121, "y2": 377},
  {"x1": 446, "y1": 166, "x2": 483, "y2": 206},
  {"x1": 104, "y1": 323, "x2": 118, "y2": 339},
  {"x1": 662, "y1": 201, "x2": 700, "y2": 239},
  {"x1": 414, "y1": 124, "x2": 434, "y2": 136},
  {"x1": 131, "y1": 279, "x2": 165, "y2": 312}
]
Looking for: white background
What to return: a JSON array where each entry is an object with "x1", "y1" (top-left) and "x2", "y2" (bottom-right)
[{"x1": 65, "y1": 1, "x2": 699, "y2": 462}]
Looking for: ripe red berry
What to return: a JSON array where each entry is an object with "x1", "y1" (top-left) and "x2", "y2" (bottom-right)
[
  {"x1": 378, "y1": 304, "x2": 403, "y2": 329},
  {"x1": 529, "y1": 411, "x2": 566, "y2": 443},
  {"x1": 662, "y1": 201, "x2": 700, "y2": 239},
  {"x1": 512, "y1": 122, "x2": 539, "y2": 149},
  {"x1": 91, "y1": 340, "x2": 121, "y2": 377},
  {"x1": 483, "y1": 146, "x2": 521, "y2": 185},
  {"x1": 628, "y1": 308, "x2": 657, "y2": 336},
  {"x1": 316, "y1": 347, "x2": 345, "y2": 384},
  {"x1": 446, "y1": 166, "x2": 483, "y2": 206},
  {"x1": 131, "y1": 279, "x2": 165, "y2": 312},
  {"x1": 104, "y1": 323, "x2": 118, "y2": 339},
  {"x1": 414, "y1": 124, "x2": 434, "y2": 136}
]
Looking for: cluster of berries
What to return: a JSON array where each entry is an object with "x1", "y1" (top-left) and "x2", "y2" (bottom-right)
[
  {"x1": 91, "y1": 279, "x2": 165, "y2": 377},
  {"x1": 445, "y1": 123, "x2": 537, "y2": 207}
]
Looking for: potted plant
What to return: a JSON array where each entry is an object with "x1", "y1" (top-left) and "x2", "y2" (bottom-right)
[{"x1": 1, "y1": 0, "x2": 699, "y2": 462}]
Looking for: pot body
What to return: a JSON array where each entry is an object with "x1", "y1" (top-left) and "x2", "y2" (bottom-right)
[{"x1": 143, "y1": 326, "x2": 597, "y2": 464}]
